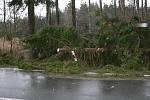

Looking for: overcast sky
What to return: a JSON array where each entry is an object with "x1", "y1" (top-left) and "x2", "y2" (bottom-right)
[
  {"x1": 35, "y1": 0, "x2": 112, "y2": 17},
  {"x1": 0, "y1": 0, "x2": 113, "y2": 20},
  {"x1": 0, "y1": 0, "x2": 150, "y2": 20}
]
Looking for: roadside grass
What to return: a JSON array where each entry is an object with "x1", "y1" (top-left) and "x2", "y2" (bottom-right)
[{"x1": 0, "y1": 56, "x2": 150, "y2": 79}]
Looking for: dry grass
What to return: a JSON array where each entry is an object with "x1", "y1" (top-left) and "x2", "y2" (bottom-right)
[{"x1": 0, "y1": 37, "x2": 32, "y2": 59}]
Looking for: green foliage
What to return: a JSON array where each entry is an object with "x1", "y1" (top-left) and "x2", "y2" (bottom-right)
[
  {"x1": 0, "y1": 56, "x2": 86, "y2": 74},
  {"x1": 100, "y1": 64, "x2": 125, "y2": 73},
  {"x1": 45, "y1": 61, "x2": 85, "y2": 74},
  {"x1": 0, "y1": 56, "x2": 34, "y2": 70},
  {"x1": 10, "y1": 13, "x2": 150, "y2": 71},
  {"x1": 17, "y1": 59, "x2": 34, "y2": 70},
  {"x1": 125, "y1": 56, "x2": 143, "y2": 71},
  {"x1": 24, "y1": 27, "x2": 78, "y2": 57},
  {"x1": 94, "y1": 13, "x2": 148, "y2": 69},
  {"x1": 45, "y1": 61, "x2": 64, "y2": 73}
]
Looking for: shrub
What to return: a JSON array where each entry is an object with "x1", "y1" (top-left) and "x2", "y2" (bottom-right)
[
  {"x1": 17, "y1": 60, "x2": 34, "y2": 70},
  {"x1": 125, "y1": 56, "x2": 143, "y2": 71},
  {"x1": 24, "y1": 27, "x2": 78, "y2": 58},
  {"x1": 44, "y1": 61, "x2": 85, "y2": 74},
  {"x1": 63, "y1": 61, "x2": 85, "y2": 74}
]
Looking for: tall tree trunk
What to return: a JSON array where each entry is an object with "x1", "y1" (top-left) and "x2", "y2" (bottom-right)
[
  {"x1": 145, "y1": 0, "x2": 147, "y2": 20},
  {"x1": 56, "y1": 0, "x2": 59, "y2": 25},
  {"x1": 12, "y1": 5, "x2": 17, "y2": 54},
  {"x1": 49, "y1": 8, "x2": 52, "y2": 25},
  {"x1": 3, "y1": 0, "x2": 6, "y2": 51},
  {"x1": 89, "y1": 0, "x2": 91, "y2": 32},
  {"x1": 46, "y1": 0, "x2": 50, "y2": 26},
  {"x1": 28, "y1": 0, "x2": 35, "y2": 34},
  {"x1": 119, "y1": 0, "x2": 125, "y2": 19},
  {"x1": 99, "y1": 0, "x2": 102, "y2": 13},
  {"x1": 123, "y1": 0, "x2": 125, "y2": 18},
  {"x1": 13, "y1": 5, "x2": 16, "y2": 32},
  {"x1": 136, "y1": 0, "x2": 140, "y2": 21},
  {"x1": 114, "y1": 0, "x2": 117, "y2": 17},
  {"x1": 28, "y1": 0, "x2": 36, "y2": 58},
  {"x1": 118, "y1": 0, "x2": 121, "y2": 17},
  {"x1": 9, "y1": 22, "x2": 13, "y2": 53},
  {"x1": 71, "y1": 0, "x2": 76, "y2": 27},
  {"x1": 133, "y1": 0, "x2": 135, "y2": 17},
  {"x1": 3, "y1": 0, "x2": 6, "y2": 25},
  {"x1": 141, "y1": 0, "x2": 144, "y2": 20},
  {"x1": 136, "y1": 0, "x2": 139, "y2": 16}
]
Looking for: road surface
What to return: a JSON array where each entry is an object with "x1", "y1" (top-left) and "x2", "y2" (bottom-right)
[{"x1": 0, "y1": 68, "x2": 150, "y2": 100}]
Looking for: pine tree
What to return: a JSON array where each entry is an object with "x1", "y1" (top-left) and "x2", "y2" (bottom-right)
[
  {"x1": 56, "y1": 0, "x2": 59, "y2": 25},
  {"x1": 9, "y1": 0, "x2": 35, "y2": 34},
  {"x1": 71, "y1": 0, "x2": 76, "y2": 27}
]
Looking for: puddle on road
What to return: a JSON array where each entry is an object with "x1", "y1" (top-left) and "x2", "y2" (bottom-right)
[{"x1": 0, "y1": 97, "x2": 24, "y2": 100}]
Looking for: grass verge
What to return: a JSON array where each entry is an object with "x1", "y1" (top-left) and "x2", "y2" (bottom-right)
[{"x1": 0, "y1": 56, "x2": 150, "y2": 79}]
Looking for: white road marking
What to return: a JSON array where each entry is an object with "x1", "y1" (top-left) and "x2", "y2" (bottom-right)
[{"x1": 0, "y1": 97, "x2": 24, "y2": 100}]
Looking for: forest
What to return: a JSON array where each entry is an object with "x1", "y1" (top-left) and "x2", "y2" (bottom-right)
[{"x1": 0, "y1": 0, "x2": 150, "y2": 77}]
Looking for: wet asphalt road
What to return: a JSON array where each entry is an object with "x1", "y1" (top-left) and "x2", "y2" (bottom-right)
[{"x1": 0, "y1": 68, "x2": 150, "y2": 100}]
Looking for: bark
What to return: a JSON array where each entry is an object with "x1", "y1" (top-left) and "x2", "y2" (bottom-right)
[
  {"x1": 46, "y1": 0, "x2": 50, "y2": 26},
  {"x1": 28, "y1": 0, "x2": 35, "y2": 34},
  {"x1": 8, "y1": 5, "x2": 13, "y2": 54},
  {"x1": 119, "y1": 0, "x2": 125, "y2": 19},
  {"x1": 3, "y1": 0, "x2": 6, "y2": 51},
  {"x1": 99, "y1": 0, "x2": 102, "y2": 12},
  {"x1": 133, "y1": 0, "x2": 135, "y2": 16},
  {"x1": 12, "y1": 5, "x2": 17, "y2": 54},
  {"x1": 3, "y1": 0, "x2": 6, "y2": 25},
  {"x1": 89, "y1": 0, "x2": 91, "y2": 32},
  {"x1": 56, "y1": 0, "x2": 59, "y2": 25},
  {"x1": 114, "y1": 0, "x2": 117, "y2": 17},
  {"x1": 10, "y1": 22, "x2": 13, "y2": 53},
  {"x1": 141, "y1": 0, "x2": 144, "y2": 20},
  {"x1": 136, "y1": 0, "x2": 139, "y2": 17},
  {"x1": 49, "y1": 8, "x2": 52, "y2": 25},
  {"x1": 145, "y1": 0, "x2": 147, "y2": 20},
  {"x1": 13, "y1": 6, "x2": 16, "y2": 32},
  {"x1": 71, "y1": 0, "x2": 76, "y2": 27}
]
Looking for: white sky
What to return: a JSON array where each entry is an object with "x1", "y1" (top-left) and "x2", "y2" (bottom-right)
[
  {"x1": 34, "y1": 0, "x2": 150, "y2": 17},
  {"x1": 0, "y1": 0, "x2": 112, "y2": 20},
  {"x1": 35, "y1": 0, "x2": 112, "y2": 17},
  {"x1": 0, "y1": 0, "x2": 150, "y2": 20}
]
